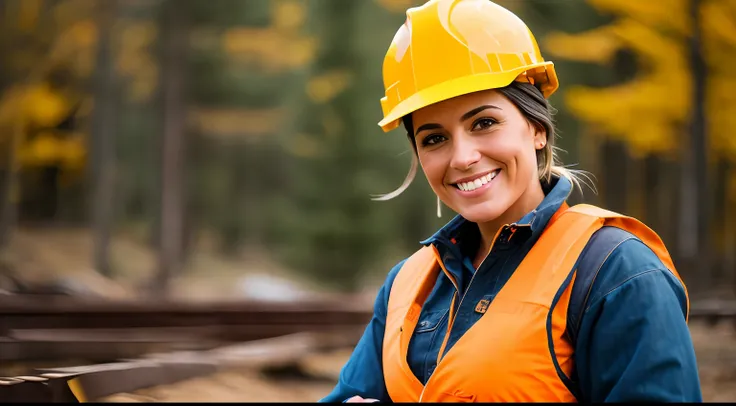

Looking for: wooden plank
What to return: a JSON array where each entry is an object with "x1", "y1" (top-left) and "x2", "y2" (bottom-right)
[
  {"x1": 63, "y1": 333, "x2": 323, "y2": 401},
  {"x1": 8, "y1": 326, "x2": 221, "y2": 342},
  {"x1": 2, "y1": 330, "x2": 359, "y2": 402},
  {"x1": 690, "y1": 300, "x2": 736, "y2": 317}
]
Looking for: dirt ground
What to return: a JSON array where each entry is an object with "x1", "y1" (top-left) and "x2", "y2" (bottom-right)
[
  {"x1": 102, "y1": 369, "x2": 336, "y2": 402},
  {"x1": 689, "y1": 320, "x2": 736, "y2": 402},
  {"x1": 100, "y1": 349, "x2": 354, "y2": 402},
  {"x1": 97, "y1": 321, "x2": 735, "y2": 403}
]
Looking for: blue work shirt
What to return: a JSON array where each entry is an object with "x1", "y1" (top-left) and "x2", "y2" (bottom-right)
[{"x1": 320, "y1": 176, "x2": 702, "y2": 403}]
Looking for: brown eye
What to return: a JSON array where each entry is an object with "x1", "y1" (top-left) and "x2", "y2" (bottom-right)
[
  {"x1": 421, "y1": 134, "x2": 447, "y2": 146},
  {"x1": 472, "y1": 118, "x2": 497, "y2": 131}
]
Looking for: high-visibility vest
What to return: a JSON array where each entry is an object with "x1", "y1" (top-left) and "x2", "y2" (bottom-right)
[{"x1": 382, "y1": 204, "x2": 687, "y2": 402}]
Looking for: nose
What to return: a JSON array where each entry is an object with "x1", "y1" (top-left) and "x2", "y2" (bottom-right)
[{"x1": 449, "y1": 134, "x2": 481, "y2": 171}]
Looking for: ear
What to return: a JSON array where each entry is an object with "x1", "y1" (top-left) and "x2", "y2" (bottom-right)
[{"x1": 530, "y1": 123, "x2": 547, "y2": 151}]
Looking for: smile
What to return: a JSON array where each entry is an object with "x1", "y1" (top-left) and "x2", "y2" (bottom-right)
[{"x1": 453, "y1": 169, "x2": 500, "y2": 192}]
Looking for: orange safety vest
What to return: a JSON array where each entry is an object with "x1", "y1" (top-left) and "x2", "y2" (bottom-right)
[{"x1": 382, "y1": 203, "x2": 688, "y2": 403}]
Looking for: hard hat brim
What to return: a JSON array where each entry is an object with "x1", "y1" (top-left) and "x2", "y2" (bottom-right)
[{"x1": 378, "y1": 62, "x2": 558, "y2": 133}]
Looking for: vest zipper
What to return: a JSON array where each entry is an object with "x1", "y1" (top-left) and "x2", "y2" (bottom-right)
[{"x1": 417, "y1": 223, "x2": 513, "y2": 402}]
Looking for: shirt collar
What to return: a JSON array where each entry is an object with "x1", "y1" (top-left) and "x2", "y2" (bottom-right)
[{"x1": 420, "y1": 175, "x2": 573, "y2": 248}]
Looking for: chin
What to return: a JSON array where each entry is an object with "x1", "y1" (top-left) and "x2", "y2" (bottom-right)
[{"x1": 455, "y1": 204, "x2": 508, "y2": 224}]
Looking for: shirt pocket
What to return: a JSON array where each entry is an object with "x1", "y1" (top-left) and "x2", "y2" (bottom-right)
[
  {"x1": 415, "y1": 309, "x2": 448, "y2": 334},
  {"x1": 407, "y1": 309, "x2": 449, "y2": 383}
]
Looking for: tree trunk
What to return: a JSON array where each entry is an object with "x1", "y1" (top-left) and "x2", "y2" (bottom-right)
[
  {"x1": 728, "y1": 164, "x2": 736, "y2": 299},
  {"x1": 90, "y1": 0, "x2": 119, "y2": 278},
  {"x1": 0, "y1": 120, "x2": 21, "y2": 250},
  {"x1": 152, "y1": 0, "x2": 188, "y2": 295},
  {"x1": 626, "y1": 154, "x2": 644, "y2": 220},
  {"x1": 601, "y1": 140, "x2": 628, "y2": 214},
  {"x1": 643, "y1": 154, "x2": 662, "y2": 234},
  {"x1": 577, "y1": 127, "x2": 602, "y2": 206},
  {"x1": 721, "y1": 160, "x2": 736, "y2": 298},
  {"x1": 679, "y1": 0, "x2": 709, "y2": 295}
]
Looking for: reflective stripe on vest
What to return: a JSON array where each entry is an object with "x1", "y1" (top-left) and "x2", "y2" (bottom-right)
[{"x1": 382, "y1": 203, "x2": 688, "y2": 403}]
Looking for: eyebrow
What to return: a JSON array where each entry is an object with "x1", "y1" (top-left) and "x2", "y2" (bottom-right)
[{"x1": 415, "y1": 104, "x2": 502, "y2": 135}]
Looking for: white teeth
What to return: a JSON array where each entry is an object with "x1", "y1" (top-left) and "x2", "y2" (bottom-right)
[{"x1": 457, "y1": 170, "x2": 499, "y2": 192}]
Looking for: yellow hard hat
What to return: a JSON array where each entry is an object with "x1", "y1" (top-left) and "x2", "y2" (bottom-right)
[{"x1": 378, "y1": 0, "x2": 559, "y2": 132}]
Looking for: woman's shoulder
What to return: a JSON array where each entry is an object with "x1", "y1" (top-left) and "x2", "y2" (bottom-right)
[{"x1": 583, "y1": 226, "x2": 688, "y2": 311}]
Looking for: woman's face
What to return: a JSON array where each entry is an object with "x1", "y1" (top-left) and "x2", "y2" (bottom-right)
[{"x1": 412, "y1": 89, "x2": 546, "y2": 224}]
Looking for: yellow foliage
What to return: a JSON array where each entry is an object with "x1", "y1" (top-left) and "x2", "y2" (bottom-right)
[
  {"x1": 117, "y1": 21, "x2": 159, "y2": 102},
  {"x1": 68, "y1": 20, "x2": 97, "y2": 48},
  {"x1": 281, "y1": 133, "x2": 324, "y2": 158},
  {"x1": 551, "y1": 0, "x2": 736, "y2": 162},
  {"x1": 587, "y1": 0, "x2": 689, "y2": 35},
  {"x1": 120, "y1": 21, "x2": 157, "y2": 51},
  {"x1": 18, "y1": 0, "x2": 41, "y2": 32},
  {"x1": 22, "y1": 84, "x2": 73, "y2": 129},
  {"x1": 222, "y1": 27, "x2": 317, "y2": 72},
  {"x1": 545, "y1": 0, "x2": 702, "y2": 157},
  {"x1": 565, "y1": 78, "x2": 684, "y2": 157},
  {"x1": 53, "y1": 0, "x2": 96, "y2": 28},
  {"x1": 17, "y1": 131, "x2": 86, "y2": 169},
  {"x1": 271, "y1": 0, "x2": 306, "y2": 32},
  {"x1": 702, "y1": 0, "x2": 736, "y2": 49},
  {"x1": 707, "y1": 77, "x2": 736, "y2": 159},
  {"x1": 609, "y1": 19, "x2": 689, "y2": 75},
  {"x1": 47, "y1": 20, "x2": 98, "y2": 78},
  {"x1": 544, "y1": 25, "x2": 622, "y2": 64},
  {"x1": 221, "y1": 0, "x2": 314, "y2": 72},
  {"x1": 306, "y1": 70, "x2": 353, "y2": 104},
  {"x1": 0, "y1": 86, "x2": 26, "y2": 129},
  {"x1": 190, "y1": 107, "x2": 284, "y2": 140},
  {"x1": 550, "y1": 15, "x2": 690, "y2": 156},
  {"x1": 19, "y1": 132, "x2": 61, "y2": 166},
  {"x1": 59, "y1": 135, "x2": 87, "y2": 170}
]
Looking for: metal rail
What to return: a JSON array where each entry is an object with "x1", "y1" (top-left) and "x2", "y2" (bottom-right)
[
  {"x1": 1, "y1": 296, "x2": 733, "y2": 362},
  {"x1": 0, "y1": 296, "x2": 373, "y2": 363},
  {"x1": 688, "y1": 299, "x2": 736, "y2": 325}
]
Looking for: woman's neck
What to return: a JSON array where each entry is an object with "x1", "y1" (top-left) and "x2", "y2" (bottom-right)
[{"x1": 473, "y1": 179, "x2": 546, "y2": 268}]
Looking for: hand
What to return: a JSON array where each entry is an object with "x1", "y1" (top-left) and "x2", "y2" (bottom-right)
[{"x1": 345, "y1": 395, "x2": 381, "y2": 403}]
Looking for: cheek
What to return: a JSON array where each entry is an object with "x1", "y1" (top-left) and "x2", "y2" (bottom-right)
[
  {"x1": 480, "y1": 135, "x2": 526, "y2": 171},
  {"x1": 497, "y1": 134, "x2": 537, "y2": 173},
  {"x1": 418, "y1": 152, "x2": 447, "y2": 187}
]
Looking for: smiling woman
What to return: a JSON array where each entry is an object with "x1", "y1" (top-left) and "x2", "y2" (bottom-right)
[
  {"x1": 320, "y1": 0, "x2": 702, "y2": 403},
  {"x1": 407, "y1": 85, "x2": 555, "y2": 253}
]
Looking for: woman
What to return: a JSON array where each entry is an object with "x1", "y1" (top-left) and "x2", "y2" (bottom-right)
[{"x1": 320, "y1": 0, "x2": 702, "y2": 402}]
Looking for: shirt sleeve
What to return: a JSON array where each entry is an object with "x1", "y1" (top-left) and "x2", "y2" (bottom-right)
[
  {"x1": 318, "y1": 259, "x2": 405, "y2": 403},
  {"x1": 575, "y1": 239, "x2": 703, "y2": 402}
]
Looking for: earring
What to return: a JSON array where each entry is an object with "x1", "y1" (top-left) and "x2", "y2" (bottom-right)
[{"x1": 436, "y1": 195, "x2": 442, "y2": 218}]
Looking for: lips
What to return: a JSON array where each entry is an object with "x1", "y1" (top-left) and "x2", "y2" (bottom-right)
[{"x1": 453, "y1": 169, "x2": 500, "y2": 192}]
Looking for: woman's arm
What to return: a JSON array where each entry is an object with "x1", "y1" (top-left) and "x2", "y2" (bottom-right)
[
  {"x1": 575, "y1": 238, "x2": 702, "y2": 402},
  {"x1": 318, "y1": 259, "x2": 406, "y2": 403}
]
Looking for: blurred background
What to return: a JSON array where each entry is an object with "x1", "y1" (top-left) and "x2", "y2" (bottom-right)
[{"x1": 0, "y1": 0, "x2": 734, "y2": 402}]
